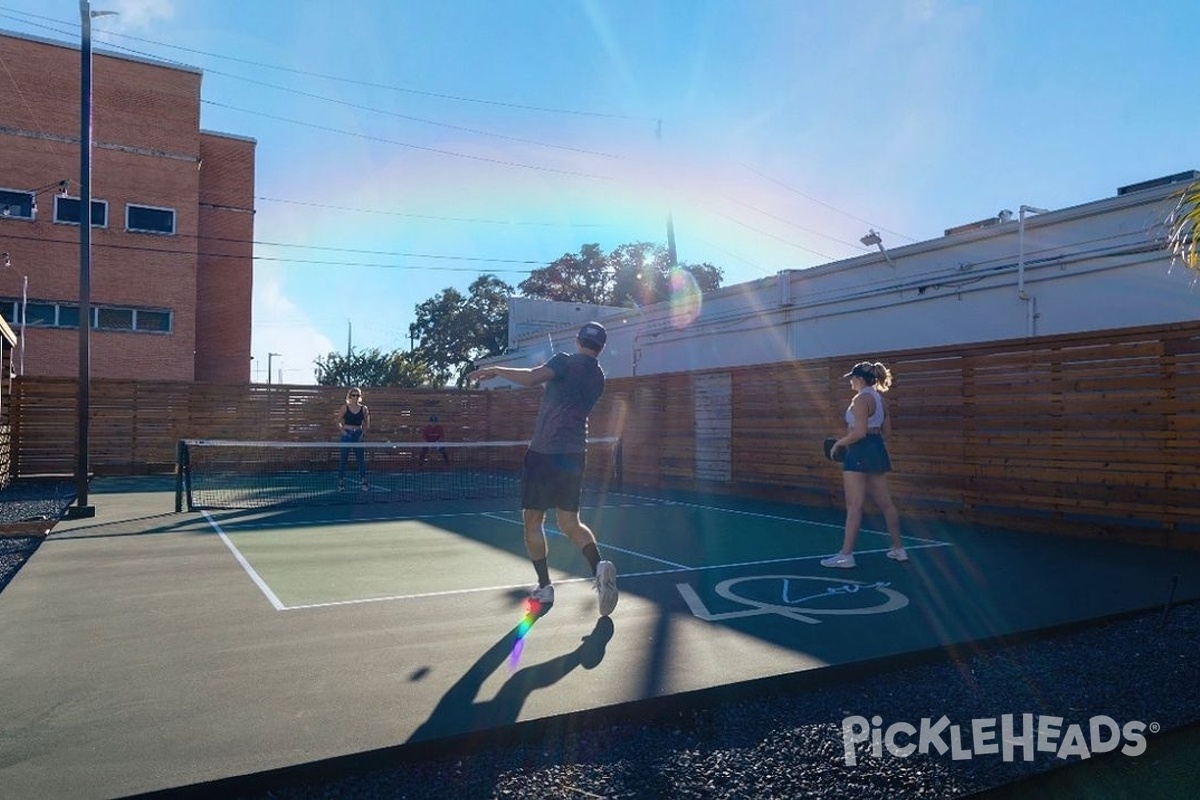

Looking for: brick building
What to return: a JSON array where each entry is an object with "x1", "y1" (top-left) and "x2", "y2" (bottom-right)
[{"x1": 0, "y1": 30, "x2": 254, "y2": 383}]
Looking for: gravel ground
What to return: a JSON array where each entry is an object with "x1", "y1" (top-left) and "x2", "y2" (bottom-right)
[
  {"x1": 215, "y1": 598, "x2": 1198, "y2": 800},
  {"x1": 0, "y1": 478, "x2": 76, "y2": 524},
  {"x1": 0, "y1": 484, "x2": 1194, "y2": 799},
  {"x1": 0, "y1": 479, "x2": 75, "y2": 592},
  {"x1": 0, "y1": 534, "x2": 41, "y2": 593}
]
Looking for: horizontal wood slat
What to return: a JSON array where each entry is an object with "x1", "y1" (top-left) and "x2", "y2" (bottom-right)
[{"x1": 10, "y1": 320, "x2": 1200, "y2": 548}]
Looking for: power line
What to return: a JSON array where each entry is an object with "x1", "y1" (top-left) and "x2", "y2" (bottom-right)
[
  {"x1": 0, "y1": 7, "x2": 656, "y2": 122},
  {"x1": 196, "y1": 69, "x2": 628, "y2": 160},
  {"x1": 724, "y1": 196, "x2": 870, "y2": 252},
  {"x1": 255, "y1": 196, "x2": 613, "y2": 228},
  {"x1": 202, "y1": 100, "x2": 619, "y2": 181},
  {"x1": 740, "y1": 162, "x2": 918, "y2": 244},
  {"x1": 0, "y1": 7, "x2": 907, "y2": 274},
  {"x1": 0, "y1": 231, "x2": 545, "y2": 272}
]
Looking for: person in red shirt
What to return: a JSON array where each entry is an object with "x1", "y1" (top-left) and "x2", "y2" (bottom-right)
[{"x1": 419, "y1": 415, "x2": 450, "y2": 465}]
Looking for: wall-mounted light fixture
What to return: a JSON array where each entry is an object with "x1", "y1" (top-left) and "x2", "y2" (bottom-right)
[{"x1": 29, "y1": 179, "x2": 71, "y2": 215}]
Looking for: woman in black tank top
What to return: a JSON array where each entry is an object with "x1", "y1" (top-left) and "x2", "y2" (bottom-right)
[{"x1": 335, "y1": 387, "x2": 370, "y2": 490}]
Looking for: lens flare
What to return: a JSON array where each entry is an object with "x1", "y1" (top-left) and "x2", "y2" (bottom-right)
[
  {"x1": 508, "y1": 598, "x2": 545, "y2": 670},
  {"x1": 668, "y1": 267, "x2": 702, "y2": 328}
]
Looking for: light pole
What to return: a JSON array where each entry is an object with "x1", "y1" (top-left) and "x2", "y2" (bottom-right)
[
  {"x1": 20, "y1": 274, "x2": 27, "y2": 375},
  {"x1": 656, "y1": 120, "x2": 677, "y2": 266},
  {"x1": 1017, "y1": 205, "x2": 1050, "y2": 337},
  {"x1": 66, "y1": 1, "x2": 116, "y2": 519},
  {"x1": 267, "y1": 352, "x2": 281, "y2": 385}
]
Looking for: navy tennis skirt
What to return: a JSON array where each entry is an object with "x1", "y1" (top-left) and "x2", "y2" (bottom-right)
[{"x1": 842, "y1": 433, "x2": 892, "y2": 474}]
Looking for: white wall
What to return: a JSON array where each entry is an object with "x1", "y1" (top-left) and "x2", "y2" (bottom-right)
[{"x1": 483, "y1": 175, "x2": 1198, "y2": 380}]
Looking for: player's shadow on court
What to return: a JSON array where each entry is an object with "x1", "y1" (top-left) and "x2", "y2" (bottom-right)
[{"x1": 408, "y1": 613, "x2": 614, "y2": 743}]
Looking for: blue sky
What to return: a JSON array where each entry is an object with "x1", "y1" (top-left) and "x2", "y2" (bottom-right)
[{"x1": 2, "y1": 1, "x2": 1196, "y2": 383}]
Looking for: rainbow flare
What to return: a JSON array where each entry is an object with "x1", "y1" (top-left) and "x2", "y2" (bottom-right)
[{"x1": 507, "y1": 598, "x2": 546, "y2": 670}]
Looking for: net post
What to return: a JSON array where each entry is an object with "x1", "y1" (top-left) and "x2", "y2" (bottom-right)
[{"x1": 174, "y1": 440, "x2": 187, "y2": 513}]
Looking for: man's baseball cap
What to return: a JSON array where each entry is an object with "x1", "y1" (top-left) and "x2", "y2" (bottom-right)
[{"x1": 577, "y1": 322, "x2": 607, "y2": 350}]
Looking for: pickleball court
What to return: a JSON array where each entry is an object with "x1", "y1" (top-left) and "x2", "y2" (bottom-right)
[{"x1": 1, "y1": 475, "x2": 1198, "y2": 799}]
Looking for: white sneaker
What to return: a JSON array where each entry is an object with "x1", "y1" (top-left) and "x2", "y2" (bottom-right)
[
  {"x1": 820, "y1": 553, "x2": 856, "y2": 568},
  {"x1": 887, "y1": 548, "x2": 909, "y2": 562},
  {"x1": 529, "y1": 584, "x2": 555, "y2": 605},
  {"x1": 594, "y1": 561, "x2": 618, "y2": 616}
]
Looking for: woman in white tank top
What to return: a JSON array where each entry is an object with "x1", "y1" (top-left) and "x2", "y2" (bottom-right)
[{"x1": 821, "y1": 361, "x2": 906, "y2": 569}]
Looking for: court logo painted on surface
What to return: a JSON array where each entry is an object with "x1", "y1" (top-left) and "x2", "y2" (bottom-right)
[{"x1": 676, "y1": 575, "x2": 908, "y2": 624}]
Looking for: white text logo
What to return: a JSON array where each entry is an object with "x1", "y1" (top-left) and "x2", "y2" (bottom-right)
[{"x1": 841, "y1": 714, "x2": 1155, "y2": 765}]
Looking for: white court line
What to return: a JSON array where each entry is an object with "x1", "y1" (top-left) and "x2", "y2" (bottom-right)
[
  {"x1": 278, "y1": 541, "x2": 953, "y2": 611},
  {"x1": 203, "y1": 510, "x2": 287, "y2": 611},
  {"x1": 208, "y1": 501, "x2": 663, "y2": 532},
  {"x1": 614, "y1": 491, "x2": 947, "y2": 546},
  {"x1": 481, "y1": 511, "x2": 690, "y2": 569},
  {"x1": 206, "y1": 499, "x2": 952, "y2": 612}
]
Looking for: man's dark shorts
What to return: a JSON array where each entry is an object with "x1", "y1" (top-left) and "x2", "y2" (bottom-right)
[{"x1": 521, "y1": 450, "x2": 585, "y2": 511}]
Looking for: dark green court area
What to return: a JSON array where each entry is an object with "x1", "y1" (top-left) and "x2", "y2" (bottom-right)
[{"x1": 1, "y1": 477, "x2": 1197, "y2": 799}]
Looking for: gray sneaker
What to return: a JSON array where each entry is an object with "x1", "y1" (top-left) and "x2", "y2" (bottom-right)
[
  {"x1": 530, "y1": 584, "x2": 555, "y2": 605},
  {"x1": 594, "y1": 561, "x2": 618, "y2": 616},
  {"x1": 820, "y1": 553, "x2": 856, "y2": 568}
]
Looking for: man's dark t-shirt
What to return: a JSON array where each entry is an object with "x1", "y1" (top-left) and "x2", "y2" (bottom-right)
[{"x1": 529, "y1": 352, "x2": 605, "y2": 454}]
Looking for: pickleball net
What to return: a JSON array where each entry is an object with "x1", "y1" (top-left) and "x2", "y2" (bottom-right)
[{"x1": 174, "y1": 437, "x2": 622, "y2": 511}]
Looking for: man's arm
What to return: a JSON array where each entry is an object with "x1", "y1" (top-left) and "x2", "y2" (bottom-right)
[{"x1": 467, "y1": 364, "x2": 555, "y2": 387}]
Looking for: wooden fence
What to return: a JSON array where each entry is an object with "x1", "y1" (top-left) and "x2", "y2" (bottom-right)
[{"x1": 11, "y1": 320, "x2": 1200, "y2": 548}]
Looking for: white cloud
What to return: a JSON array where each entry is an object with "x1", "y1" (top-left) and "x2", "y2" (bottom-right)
[
  {"x1": 104, "y1": 0, "x2": 175, "y2": 32},
  {"x1": 251, "y1": 268, "x2": 335, "y2": 385}
]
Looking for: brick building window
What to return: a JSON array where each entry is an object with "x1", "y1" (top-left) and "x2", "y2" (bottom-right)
[
  {"x1": 58, "y1": 304, "x2": 80, "y2": 328},
  {"x1": 135, "y1": 309, "x2": 171, "y2": 332},
  {"x1": 97, "y1": 308, "x2": 133, "y2": 330},
  {"x1": 1, "y1": 299, "x2": 172, "y2": 333},
  {"x1": 23, "y1": 302, "x2": 57, "y2": 325},
  {"x1": 54, "y1": 196, "x2": 109, "y2": 227},
  {"x1": 0, "y1": 188, "x2": 35, "y2": 220},
  {"x1": 126, "y1": 203, "x2": 176, "y2": 234}
]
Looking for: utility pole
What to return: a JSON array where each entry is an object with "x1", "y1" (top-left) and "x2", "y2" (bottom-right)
[
  {"x1": 657, "y1": 120, "x2": 678, "y2": 266},
  {"x1": 66, "y1": 0, "x2": 114, "y2": 519}
]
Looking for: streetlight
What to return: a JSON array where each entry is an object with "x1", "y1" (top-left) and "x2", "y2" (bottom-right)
[
  {"x1": 860, "y1": 229, "x2": 897, "y2": 268},
  {"x1": 267, "y1": 352, "x2": 281, "y2": 385},
  {"x1": 66, "y1": 1, "x2": 117, "y2": 520}
]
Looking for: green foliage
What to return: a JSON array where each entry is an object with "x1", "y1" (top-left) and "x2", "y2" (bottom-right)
[
  {"x1": 517, "y1": 243, "x2": 612, "y2": 304},
  {"x1": 314, "y1": 347, "x2": 434, "y2": 388},
  {"x1": 311, "y1": 240, "x2": 726, "y2": 384},
  {"x1": 522, "y1": 242, "x2": 723, "y2": 307},
  {"x1": 408, "y1": 274, "x2": 514, "y2": 387},
  {"x1": 1168, "y1": 181, "x2": 1200, "y2": 277}
]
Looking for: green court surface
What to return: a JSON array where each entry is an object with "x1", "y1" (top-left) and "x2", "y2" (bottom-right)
[{"x1": 1, "y1": 477, "x2": 1198, "y2": 799}]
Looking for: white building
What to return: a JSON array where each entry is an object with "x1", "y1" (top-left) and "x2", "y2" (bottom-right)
[{"x1": 486, "y1": 171, "x2": 1199, "y2": 380}]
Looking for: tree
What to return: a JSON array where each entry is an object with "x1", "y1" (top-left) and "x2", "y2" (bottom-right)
[
  {"x1": 314, "y1": 347, "x2": 434, "y2": 388},
  {"x1": 409, "y1": 274, "x2": 513, "y2": 386},
  {"x1": 391, "y1": 242, "x2": 725, "y2": 386},
  {"x1": 1168, "y1": 180, "x2": 1200, "y2": 278},
  {"x1": 518, "y1": 243, "x2": 612, "y2": 305},
  {"x1": 520, "y1": 242, "x2": 724, "y2": 307}
]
